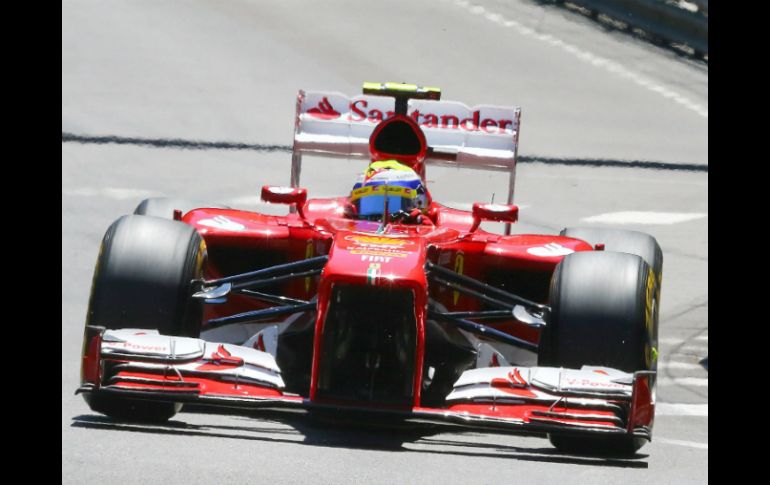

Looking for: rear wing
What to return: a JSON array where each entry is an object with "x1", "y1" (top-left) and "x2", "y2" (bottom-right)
[{"x1": 291, "y1": 89, "x2": 522, "y2": 207}]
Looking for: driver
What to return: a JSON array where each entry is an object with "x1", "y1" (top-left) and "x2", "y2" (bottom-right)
[{"x1": 348, "y1": 159, "x2": 428, "y2": 223}]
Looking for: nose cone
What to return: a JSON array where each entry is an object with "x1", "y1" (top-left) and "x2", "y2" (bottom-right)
[{"x1": 324, "y1": 231, "x2": 427, "y2": 290}]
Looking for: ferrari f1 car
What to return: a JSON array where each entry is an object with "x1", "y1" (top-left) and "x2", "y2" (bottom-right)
[{"x1": 78, "y1": 82, "x2": 662, "y2": 456}]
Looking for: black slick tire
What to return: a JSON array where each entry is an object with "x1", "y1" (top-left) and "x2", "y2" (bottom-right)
[
  {"x1": 539, "y1": 251, "x2": 658, "y2": 456},
  {"x1": 82, "y1": 215, "x2": 207, "y2": 422}
]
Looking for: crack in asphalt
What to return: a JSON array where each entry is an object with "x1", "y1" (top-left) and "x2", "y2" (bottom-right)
[
  {"x1": 660, "y1": 308, "x2": 708, "y2": 400},
  {"x1": 662, "y1": 299, "x2": 708, "y2": 325}
]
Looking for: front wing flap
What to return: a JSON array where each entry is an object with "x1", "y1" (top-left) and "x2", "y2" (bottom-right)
[{"x1": 79, "y1": 327, "x2": 654, "y2": 440}]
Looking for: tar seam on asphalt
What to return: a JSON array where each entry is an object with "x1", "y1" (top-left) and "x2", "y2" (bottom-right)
[
  {"x1": 61, "y1": 132, "x2": 289, "y2": 153},
  {"x1": 61, "y1": 132, "x2": 708, "y2": 173}
]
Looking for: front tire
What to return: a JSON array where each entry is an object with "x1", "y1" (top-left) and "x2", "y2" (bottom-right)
[
  {"x1": 83, "y1": 215, "x2": 207, "y2": 422},
  {"x1": 539, "y1": 251, "x2": 658, "y2": 455},
  {"x1": 559, "y1": 226, "x2": 662, "y2": 372}
]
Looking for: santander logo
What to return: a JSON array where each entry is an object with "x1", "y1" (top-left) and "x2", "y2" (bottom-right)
[
  {"x1": 305, "y1": 98, "x2": 515, "y2": 135},
  {"x1": 196, "y1": 344, "x2": 244, "y2": 371},
  {"x1": 489, "y1": 368, "x2": 537, "y2": 398},
  {"x1": 307, "y1": 97, "x2": 342, "y2": 120}
]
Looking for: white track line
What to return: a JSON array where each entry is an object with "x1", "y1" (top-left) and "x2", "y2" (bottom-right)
[
  {"x1": 581, "y1": 211, "x2": 707, "y2": 225},
  {"x1": 445, "y1": 202, "x2": 530, "y2": 211},
  {"x1": 656, "y1": 403, "x2": 708, "y2": 416},
  {"x1": 658, "y1": 360, "x2": 704, "y2": 371},
  {"x1": 675, "y1": 345, "x2": 709, "y2": 354},
  {"x1": 656, "y1": 438, "x2": 708, "y2": 450},
  {"x1": 452, "y1": 0, "x2": 708, "y2": 119},
  {"x1": 225, "y1": 196, "x2": 270, "y2": 206},
  {"x1": 660, "y1": 336, "x2": 708, "y2": 346},
  {"x1": 658, "y1": 377, "x2": 708, "y2": 387},
  {"x1": 659, "y1": 337, "x2": 685, "y2": 345},
  {"x1": 62, "y1": 187, "x2": 157, "y2": 200}
]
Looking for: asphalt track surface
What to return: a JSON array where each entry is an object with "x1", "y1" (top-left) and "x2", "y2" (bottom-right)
[{"x1": 62, "y1": 1, "x2": 708, "y2": 483}]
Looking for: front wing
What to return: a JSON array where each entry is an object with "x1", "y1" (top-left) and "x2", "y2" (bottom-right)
[{"x1": 79, "y1": 327, "x2": 655, "y2": 440}]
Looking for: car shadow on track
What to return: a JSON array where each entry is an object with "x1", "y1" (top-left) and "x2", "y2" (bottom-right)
[{"x1": 71, "y1": 409, "x2": 649, "y2": 469}]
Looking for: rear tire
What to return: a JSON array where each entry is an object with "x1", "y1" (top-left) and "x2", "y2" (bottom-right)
[
  {"x1": 134, "y1": 197, "x2": 230, "y2": 219},
  {"x1": 83, "y1": 215, "x2": 207, "y2": 422},
  {"x1": 539, "y1": 251, "x2": 658, "y2": 456},
  {"x1": 559, "y1": 227, "x2": 662, "y2": 277}
]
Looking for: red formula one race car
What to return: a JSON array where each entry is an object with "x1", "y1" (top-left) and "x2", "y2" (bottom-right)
[{"x1": 78, "y1": 82, "x2": 662, "y2": 456}]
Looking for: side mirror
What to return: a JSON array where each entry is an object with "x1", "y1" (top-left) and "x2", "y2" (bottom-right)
[
  {"x1": 261, "y1": 186, "x2": 308, "y2": 219},
  {"x1": 470, "y1": 203, "x2": 518, "y2": 233}
]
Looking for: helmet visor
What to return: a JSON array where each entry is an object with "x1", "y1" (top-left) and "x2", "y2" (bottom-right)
[{"x1": 352, "y1": 185, "x2": 417, "y2": 217}]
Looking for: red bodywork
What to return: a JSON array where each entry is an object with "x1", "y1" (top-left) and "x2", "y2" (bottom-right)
[{"x1": 182, "y1": 200, "x2": 592, "y2": 408}]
